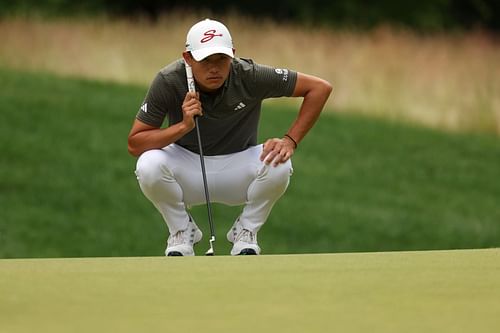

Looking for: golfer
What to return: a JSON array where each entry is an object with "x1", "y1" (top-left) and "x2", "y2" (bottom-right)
[{"x1": 128, "y1": 18, "x2": 332, "y2": 256}]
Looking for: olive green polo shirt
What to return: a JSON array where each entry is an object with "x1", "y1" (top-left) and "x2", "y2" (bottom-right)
[{"x1": 136, "y1": 57, "x2": 298, "y2": 156}]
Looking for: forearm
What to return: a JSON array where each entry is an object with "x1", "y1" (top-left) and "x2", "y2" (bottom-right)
[
  {"x1": 128, "y1": 122, "x2": 191, "y2": 157},
  {"x1": 129, "y1": 91, "x2": 202, "y2": 157},
  {"x1": 287, "y1": 81, "x2": 332, "y2": 145}
]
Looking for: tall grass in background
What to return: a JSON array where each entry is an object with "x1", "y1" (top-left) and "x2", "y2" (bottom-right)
[{"x1": 0, "y1": 14, "x2": 499, "y2": 134}]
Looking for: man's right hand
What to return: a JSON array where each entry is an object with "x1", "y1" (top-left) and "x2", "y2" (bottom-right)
[{"x1": 182, "y1": 92, "x2": 202, "y2": 130}]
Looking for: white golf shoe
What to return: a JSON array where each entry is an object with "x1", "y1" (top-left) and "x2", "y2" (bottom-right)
[
  {"x1": 227, "y1": 218, "x2": 261, "y2": 255},
  {"x1": 165, "y1": 218, "x2": 202, "y2": 256}
]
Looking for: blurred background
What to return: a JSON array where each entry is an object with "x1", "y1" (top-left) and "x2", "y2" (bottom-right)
[{"x1": 1, "y1": 0, "x2": 499, "y2": 258}]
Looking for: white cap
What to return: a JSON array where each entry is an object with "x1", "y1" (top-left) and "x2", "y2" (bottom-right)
[{"x1": 185, "y1": 19, "x2": 234, "y2": 61}]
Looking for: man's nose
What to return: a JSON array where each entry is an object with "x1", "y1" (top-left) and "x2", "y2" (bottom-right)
[{"x1": 207, "y1": 62, "x2": 219, "y2": 72}]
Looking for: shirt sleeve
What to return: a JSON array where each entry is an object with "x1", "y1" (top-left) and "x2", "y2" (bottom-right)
[
  {"x1": 251, "y1": 62, "x2": 298, "y2": 99},
  {"x1": 136, "y1": 72, "x2": 169, "y2": 127}
]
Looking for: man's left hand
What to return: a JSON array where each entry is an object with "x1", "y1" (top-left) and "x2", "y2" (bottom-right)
[{"x1": 260, "y1": 138, "x2": 295, "y2": 167}]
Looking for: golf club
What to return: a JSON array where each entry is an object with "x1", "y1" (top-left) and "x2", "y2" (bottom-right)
[{"x1": 185, "y1": 61, "x2": 216, "y2": 256}]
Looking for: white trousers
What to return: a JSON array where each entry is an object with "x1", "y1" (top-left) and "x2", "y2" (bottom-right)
[{"x1": 135, "y1": 144, "x2": 292, "y2": 235}]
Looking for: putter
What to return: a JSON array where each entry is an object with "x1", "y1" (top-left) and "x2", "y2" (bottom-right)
[{"x1": 185, "y1": 61, "x2": 216, "y2": 256}]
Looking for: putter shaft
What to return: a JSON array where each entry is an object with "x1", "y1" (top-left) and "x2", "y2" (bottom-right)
[
  {"x1": 195, "y1": 117, "x2": 216, "y2": 255},
  {"x1": 186, "y1": 62, "x2": 216, "y2": 255}
]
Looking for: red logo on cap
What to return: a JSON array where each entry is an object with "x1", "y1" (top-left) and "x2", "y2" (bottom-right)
[{"x1": 201, "y1": 30, "x2": 223, "y2": 43}]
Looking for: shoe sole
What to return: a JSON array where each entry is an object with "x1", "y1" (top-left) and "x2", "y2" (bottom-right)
[
  {"x1": 166, "y1": 240, "x2": 200, "y2": 256},
  {"x1": 238, "y1": 248, "x2": 257, "y2": 255}
]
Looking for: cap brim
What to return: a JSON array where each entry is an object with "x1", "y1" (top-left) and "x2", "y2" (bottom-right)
[{"x1": 191, "y1": 47, "x2": 234, "y2": 61}]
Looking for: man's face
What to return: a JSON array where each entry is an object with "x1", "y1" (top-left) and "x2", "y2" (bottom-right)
[{"x1": 186, "y1": 53, "x2": 232, "y2": 92}]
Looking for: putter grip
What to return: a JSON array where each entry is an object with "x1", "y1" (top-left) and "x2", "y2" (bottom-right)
[{"x1": 185, "y1": 63, "x2": 196, "y2": 93}]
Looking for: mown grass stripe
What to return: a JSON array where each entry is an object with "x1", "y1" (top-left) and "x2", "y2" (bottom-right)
[{"x1": 1, "y1": 68, "x2": 500, "y2": 258}]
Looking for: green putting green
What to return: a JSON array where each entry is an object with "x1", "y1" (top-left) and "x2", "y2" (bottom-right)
[{"x1": 1, "y1": 249, "x2": 499, "y2": 332}]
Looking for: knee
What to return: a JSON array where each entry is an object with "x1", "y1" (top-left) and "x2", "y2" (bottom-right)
[{"x1": 135, "y1": 149, "x2": 173, "y2": 188}]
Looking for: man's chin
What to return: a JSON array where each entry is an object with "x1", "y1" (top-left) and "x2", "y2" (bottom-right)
[{"x1": 200, "y1": 81, "x2": 224, "y2": 92}]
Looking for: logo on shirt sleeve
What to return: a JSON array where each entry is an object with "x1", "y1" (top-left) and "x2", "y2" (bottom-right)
[
  {"x1": 140, "y1": 102, "x2": 148, "y2": 113},
  {"x1": 275, "y1": 68, "x2": 289, "y2": 82}
]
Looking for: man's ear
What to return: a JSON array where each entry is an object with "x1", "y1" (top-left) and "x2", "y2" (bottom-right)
[{"x1": 182, "y1": 51, "x2": 193, "y2": 65}]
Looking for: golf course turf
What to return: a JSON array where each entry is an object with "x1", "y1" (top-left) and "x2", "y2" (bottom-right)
[{"x1": 1, "y1": 248, "x2": 499, "y2": 332}]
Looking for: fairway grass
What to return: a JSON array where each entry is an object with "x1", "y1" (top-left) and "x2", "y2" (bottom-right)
[
  {"x1": 2, "y1": 68, "x2": 500, "y2": 257},
  {"x1": 1, "y1": 249, "x2": 499, "y2": 333}
]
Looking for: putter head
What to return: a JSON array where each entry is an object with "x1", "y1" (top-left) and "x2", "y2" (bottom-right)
[{"x1": 205, "y1": 236, "x2": 216, "y2": 256}]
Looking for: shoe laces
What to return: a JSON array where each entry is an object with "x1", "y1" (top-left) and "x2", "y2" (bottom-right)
[
  {"x1": 168, "y1": 227, "x2": 195, "y2": 247},
  {"x1": 236, "y1": 229, "x2": 256, "y2": 244},
  {"x1": 168, "y1": 230, "x2": 185, "y2": 247}
]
